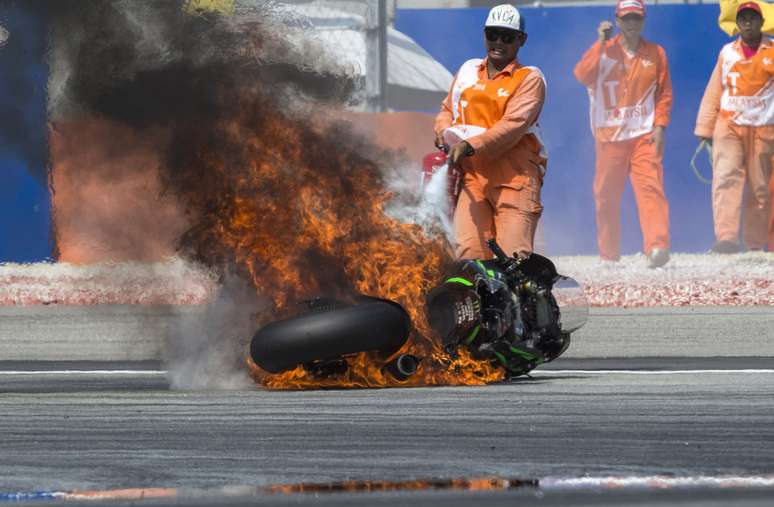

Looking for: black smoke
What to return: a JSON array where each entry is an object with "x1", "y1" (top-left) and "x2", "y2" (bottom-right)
[
  {"x1": 45, "y1": 0, "x2": 376, "y2": 278},
  {"x1": 44, "y1": 0, "x2": 454, "y2": 388}
]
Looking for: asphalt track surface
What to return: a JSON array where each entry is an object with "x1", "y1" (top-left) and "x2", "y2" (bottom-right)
[
  {"x1": 4, "y1": 306, "x2": 774, "y2": 361},
  {"x1": 1, "y1": 359, "x2": 773, "y2": 506}
]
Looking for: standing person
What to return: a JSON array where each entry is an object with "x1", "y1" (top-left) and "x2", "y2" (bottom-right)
[
  {"x1": 434, "y1": 4, "x2": 547, "y2": 260},
  {"x1": 574, "y1": 0, "x2": 673, "y2": 268},
  {"x1": 770, "y1": 161, "x2": 774, "y2": 249},
  {"x1": 696, "y1": 2, "x2": 774, "y2": 253}
]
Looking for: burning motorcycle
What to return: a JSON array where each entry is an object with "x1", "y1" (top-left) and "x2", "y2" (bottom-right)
[{"x1": 249, "y1": 239, "x2": 588, "y2": 383}]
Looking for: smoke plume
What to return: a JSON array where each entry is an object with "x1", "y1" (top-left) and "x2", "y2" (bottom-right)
[{"x1": 48, "y1": 0, "x2": 452, "y2": 388}]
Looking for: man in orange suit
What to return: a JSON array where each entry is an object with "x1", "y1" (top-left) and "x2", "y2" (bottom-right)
[
  {"x1": 434, "y1": 4, "x2": 547, "y2": 261},
  {"x1": 696, "y1": 2, "x2": 773, "y2": 253},
  {"x1": 574, "y1": 0, "x2": 673, "y2": 268},
  {"x1": 770, "y1": 167, "x2": 774, "y2": 249}
]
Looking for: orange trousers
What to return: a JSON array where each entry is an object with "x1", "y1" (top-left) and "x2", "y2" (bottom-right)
[
  {"x1": 453, "y1": 167, "x2": 543, "y2": 260},
  {"x1": 594, "y1": 135, "x2": 670, "y2": 260},
  {"x1": 770, "y1": 155, "x2": 774, "y2": 250},
  {"x1": 712, "y1": 121, "x2": 773, "y2": 250}
]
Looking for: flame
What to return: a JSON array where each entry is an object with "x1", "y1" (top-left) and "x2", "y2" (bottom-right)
[
  {"x1": 44, "y1": 1, "x2": 503, "y2": 389},
  {"x1": 265, "y1": 477, "x2": 537, "y2": 494},
  {"x1": 180, "y1": 97, "x2": 504, "y2": 389}
]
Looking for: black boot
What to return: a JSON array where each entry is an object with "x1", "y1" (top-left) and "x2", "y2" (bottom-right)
[{"x1": 710, "y1": 240, "x2": 740, "y2": 254}]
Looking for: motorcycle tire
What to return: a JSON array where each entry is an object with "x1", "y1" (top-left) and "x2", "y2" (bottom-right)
[{"x1": 250, "y1": 297, "x2": 411, "y2": 373}]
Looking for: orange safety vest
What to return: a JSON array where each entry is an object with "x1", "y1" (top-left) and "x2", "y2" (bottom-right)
[
  {"x1": 576, "y1": 36, "x2": 671, "y2": 142},
  {"x1": 442, "y1": 59, "x2": 547, "y2": 172},
  {"x1": 719, "y1": 38, "x2": 774, "y2": 126}
]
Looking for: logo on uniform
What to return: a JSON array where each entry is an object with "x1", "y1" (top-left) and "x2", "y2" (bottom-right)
[
  {"x1": 641, "y1": 59, "x2": 653, "y2": 67},
  {"x1": 497, "y1": 88, "x2": 509, "y2": 98},
  {"x1": 764, "y1": 57, "x2": 773, "y2": 66},
  {"x1": 473, "y1": 83, "x2": 486, "y2": 91},
  {"x1": 605, "y1": 104, "x2": 650, "y2": 121},
  {"x1": 728, "y1": 71, "x2": 741, "y2": 95}
]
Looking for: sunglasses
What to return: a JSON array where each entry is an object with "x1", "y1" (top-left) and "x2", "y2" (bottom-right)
[{"x1": 484, "y1": 28, "x2": 520, "y2": 44}]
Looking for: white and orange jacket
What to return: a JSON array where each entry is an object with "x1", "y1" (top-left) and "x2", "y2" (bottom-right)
[
  {"x1": 695, "y1": 37, "x2": 774, "y2": 138},
  {"x1": 574, "y1": 35, "x2": 673, "y2": 142},
  {"x1": 434, "y1": 58, "x2": 547, "y2": 182}
]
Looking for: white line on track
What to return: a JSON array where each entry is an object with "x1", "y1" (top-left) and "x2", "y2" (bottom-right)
[
  {"x1": 536, "y1": 369, "x2": 774, "y2": 374},
  {"x1": 2, "y1": 369, "x2": 774, "y2": 376},
  {"x1": 1, "y1": 369, "x2": 773, "y2": 376},
  {"x1": 541, "y1": 475, "x2": 774, "y2": 489},
  {"x1": 0, "y1": 370, "x2": 166, "y2": 375}
]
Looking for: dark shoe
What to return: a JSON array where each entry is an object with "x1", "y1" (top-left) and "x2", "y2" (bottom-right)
[
  {"x1": 647, "y1": 248, "x2": 670, "y2": 268},
  {"x1": 710, "y1": 240, "x2": 740, "y2": 254}
]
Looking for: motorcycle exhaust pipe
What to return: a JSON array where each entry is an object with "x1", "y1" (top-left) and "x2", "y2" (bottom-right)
[{"x1": 383, "y1": 354, "x2": 419, "y2": 381}]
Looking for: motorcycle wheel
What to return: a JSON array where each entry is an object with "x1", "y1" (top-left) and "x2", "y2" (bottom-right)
[{"x1": 250, "y1": 297, "x2": 411, "y2": 373}]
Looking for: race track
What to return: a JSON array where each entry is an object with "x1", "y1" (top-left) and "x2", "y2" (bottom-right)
[{"x1": 1, "y1": 358, "x2": 773, "y2": 506}]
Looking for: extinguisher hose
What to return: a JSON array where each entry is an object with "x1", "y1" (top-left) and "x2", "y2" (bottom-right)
[{"x1": 690, "y1": 139, "x2": 713, "y2": 185}]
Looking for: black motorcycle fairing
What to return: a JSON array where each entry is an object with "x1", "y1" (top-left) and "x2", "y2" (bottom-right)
[
  {"x1": 425, "y1": 252, "x2": 571, "y2": 376},
  {"x1": 479, "y1": 252, "x2": 559, "y2": 288},
  {"x1": 248, "y1": 240, "x2": 585, "y2": 381},
  {"x1": 425, "y1": 277, "x2": 481, "y2": 348}
]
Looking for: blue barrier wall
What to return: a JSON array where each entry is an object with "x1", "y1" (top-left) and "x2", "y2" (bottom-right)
[
  {"x1": 0, "y1": 4, "x2": 743, "y2": 261},
  {"x1": 0, "y1": 2, "x2": 51, "y2": 262},
  {"x1": 396, "y1": 5, "x2": 731, "y2": 256}
]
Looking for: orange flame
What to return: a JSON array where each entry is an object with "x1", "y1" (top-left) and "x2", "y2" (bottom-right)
[
  {"x1": 265, "y1": 476, "x2": 537, "y2": 494},
  {"x1": 187, "y1": 102, "x2": 504, "y2": 389}
]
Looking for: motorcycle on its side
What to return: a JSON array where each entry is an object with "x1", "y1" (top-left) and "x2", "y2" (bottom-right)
[{"x1": 249, "y1": 239, "x2": 588, "y2": 383}]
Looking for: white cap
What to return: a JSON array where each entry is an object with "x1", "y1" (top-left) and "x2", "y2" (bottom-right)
[{"x1": 485, "y1": 4, "x2": 524, "y2": 32}]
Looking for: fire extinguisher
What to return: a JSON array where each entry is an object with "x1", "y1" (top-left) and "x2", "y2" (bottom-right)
[{"x1": 421, "y1": 147, "x2": 462, "y2": 220}]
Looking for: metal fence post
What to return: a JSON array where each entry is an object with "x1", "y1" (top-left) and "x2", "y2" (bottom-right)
[{"x1": 365, "y1": 0, "x2": 387, "y2": 112}]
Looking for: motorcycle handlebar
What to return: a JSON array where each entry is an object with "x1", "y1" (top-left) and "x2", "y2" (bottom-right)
[
  {"x1": 486, "y1": 239, "x2": 524, "y2": 285},
  {"x1": 486, "y1": 239, "x2": 510, "y2": 263}
]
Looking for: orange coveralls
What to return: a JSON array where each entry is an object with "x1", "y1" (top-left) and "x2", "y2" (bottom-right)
[
  {"x1": 574, "y1": 35, "x2": 672, "y2": 261},
  {"x1": 695, "y1": 38, "x2": 774, "y2": 250},
  {"x1": 770, "y1": 161, "x2": 774, "y2": 248},
  {"x1": 434, "y1": 58, "x2": 547, "y2": 260}
]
